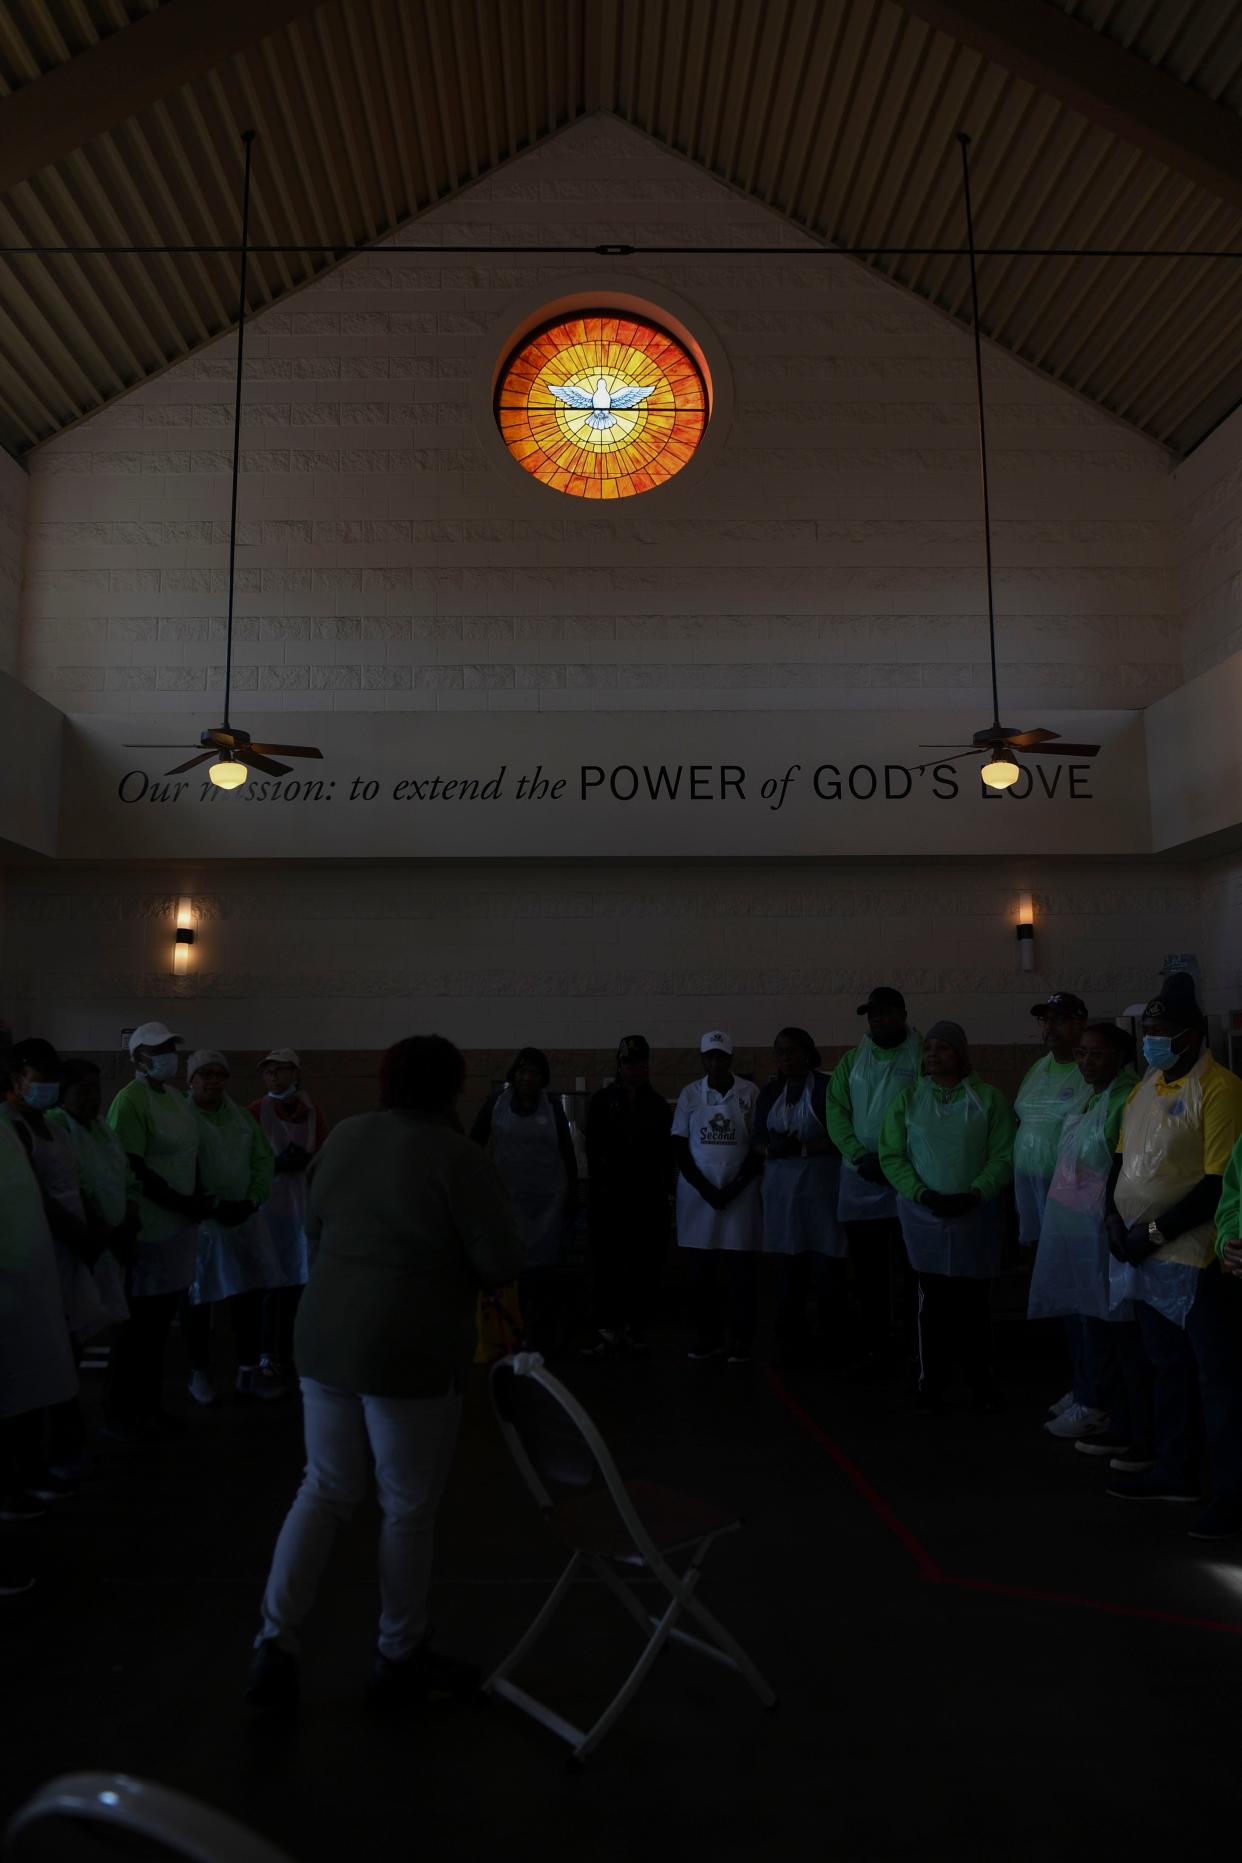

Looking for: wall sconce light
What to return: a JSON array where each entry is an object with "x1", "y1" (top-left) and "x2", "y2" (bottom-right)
[
  {"x1": 1016, "y1": 890, "x2": 1034, "y2": 973},
  {"x1": 173, "y1": 896, "x2": 195, "y2": 977}
]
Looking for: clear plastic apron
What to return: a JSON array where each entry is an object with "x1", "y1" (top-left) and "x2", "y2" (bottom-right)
[
  {"x1": 897, "y1": 1077, "x2": 1004, "y2": 1279},
  {"x1": 2, "y1": 1106, "x2": 111, "y2": 1338},
  {"x1": 490, "y1": 1087, "x2": 570, "y2": 1269},
  {"x1": 837, "y1": 1032, "x2": 922, "y2": 1224},
  {"x1": 1014, "y1": 1055, "x2": 1092, "y2": 1245},
  {"x1": 47, "y1": 1109, "x2": 130, "y2": 1336},
  {"x1": 676, "y1": 1079, "x2": 762, "y2": 1253},
  {"x1": 1029, "y1": 1096, "x2": 1126, "y2": 1322},
  {"x1": 1111, "y1": 1057, "x2": 1214, "y2": 1328},
  {"x1": 761, "y1": 1077, "x2": 845, "y2": 1259},
  {"x1": 0, "y1": 1119, "x2": 78, "y2": 1419},
  {"x1": 187, "y1": 1097, "x2": 283, "y2": 1305},
  {"x1": 258, "y1": 1095, "x2": 317, "y2": 1286}
]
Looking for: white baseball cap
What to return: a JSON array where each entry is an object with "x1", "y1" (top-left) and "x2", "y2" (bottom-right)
[
  {"x1": 699, "y1": 1030, "x2": 733, "y2": 1056},
  {"x1": 261, "y1": 1048, "x2": 301, "y2": 1069},
  {"x1": 127, "y1": 1020, "x2": 182, "y2": 1057}
]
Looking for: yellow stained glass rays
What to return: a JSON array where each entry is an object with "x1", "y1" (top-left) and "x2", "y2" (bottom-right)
[{"x1": 495, "y1": 314, "x2": 708, "y2": 499}]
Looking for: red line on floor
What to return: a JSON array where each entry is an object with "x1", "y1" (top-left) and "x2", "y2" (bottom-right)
[
  {"x1": 764, "y1": 1365, "x2": 1242, "y2": 1638},
  {"x1": 763, "y1": 1366, "x2": 944, "y2": 1582}
]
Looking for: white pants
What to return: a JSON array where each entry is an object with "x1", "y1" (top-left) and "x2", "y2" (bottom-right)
[{"x1": 258, "y1": 1377, "x2": 463, "y2": 1663}]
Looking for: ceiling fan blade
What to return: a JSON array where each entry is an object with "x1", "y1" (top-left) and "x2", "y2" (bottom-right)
[
  {"x1": 1023, "y1": 742, "x2": 1100, "y2": 758},
  {"x1": 1006, "y1": 728, "x2": 1060, "y2": 749},
  {"x1": 237, "y1": 749, "x2": 291, "y2": 778},
  {"x1": 916, "y1": 743, "x2": 974, "y2": 750},
  {"x1": 123, "y1": 744, "x2": 203, "y2": 750},
  {"x1": 246, "y1": 743, "x2": 324, "y2": 759},
  {"x1": 911, "y1": 749, "x2": 986, "y2": 771},
  {"x1": 165, "y1": 753, "x2": 215, "y2": 775}
]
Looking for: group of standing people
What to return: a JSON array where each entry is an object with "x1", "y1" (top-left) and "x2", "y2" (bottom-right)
[{"x1": 0, "y1": 1024, "x2": 327, "y2": 1596}]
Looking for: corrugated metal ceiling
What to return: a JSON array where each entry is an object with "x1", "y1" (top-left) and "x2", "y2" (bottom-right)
[{"x1": 1, "y1": 0, "x2": 1242, "y2": 459}]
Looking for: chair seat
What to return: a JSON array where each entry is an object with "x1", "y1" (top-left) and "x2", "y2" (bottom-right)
[{"x1": 545, "y1": 1478, "x2": 740, "y2": 1561}]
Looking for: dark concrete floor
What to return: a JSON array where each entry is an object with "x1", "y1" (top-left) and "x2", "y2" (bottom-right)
[{"x1": 2, "y1": 1308, "x2": 1239, "y2": 1863}]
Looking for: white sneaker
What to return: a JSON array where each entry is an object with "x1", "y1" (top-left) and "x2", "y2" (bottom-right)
[
  {"x1": 1044, "y1": 1402, "x2": 1109, "y2": 1441},
  {"x1": 187, "y1": 1371, "x2": 218, "y2": 1408},
  {"x1": 1046, "y1": 1390, "x2": 1074, "y2": 1419}
]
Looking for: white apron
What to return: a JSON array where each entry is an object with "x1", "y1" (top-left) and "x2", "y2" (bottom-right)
[
  {"x1": 837, "y1": 1032, "x2": 922, "y2": 1224},
  {"x1": 1111, "y1": 1058, "x2": 1214, "y2": 1328},
  {"x1": 897, "y1": 1078, "x2": 1005, "y2": 1280},
  {"x1": 257, "y1": 1094, "x2": 318, "y2": 1286},
  {"x1": 187, "y1": 1096, "x2": 284, "y2": 1305},
  {"x1": 1013, "y1": 1055, "x2": 1092, "y2": 1244},
  {"x1": 1, "y1": 1105, "x2": 110, "y2": 1338},
  {"x1": 761, "y1": 1078, "x2": 844, "y2": 1258},
  {"x1": 1029, "y1": 1095, "x2": 1129, "y2": 1323},
  {"x1": 489, "y1": 1087, "x2": 570, "y2": 1269},
  {"x1": 676, "y1": 1079, "x2": 762, "y2": 1253},
  {"x1": 0, "y1": 1118, "x2": 78, "y2": 1419},
  {"x1": 44, "y1": 1109, "x2": 130, "y2": 1337}
]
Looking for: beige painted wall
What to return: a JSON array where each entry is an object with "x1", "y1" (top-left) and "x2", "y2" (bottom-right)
[
  {"x1": 0, "y1": 855, "x2": 1201, "y2": 1057},
  {"x1": 17, "y1": 116, "x2": 1177, "y2": 721}
]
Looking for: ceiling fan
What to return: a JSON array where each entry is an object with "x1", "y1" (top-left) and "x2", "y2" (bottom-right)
[
  {"x1": 125, "y1": 131, "x2": 322, "y2": 793},
  {"x1": 913, "y1": 135, "x2": 1100, "y2": 791}
]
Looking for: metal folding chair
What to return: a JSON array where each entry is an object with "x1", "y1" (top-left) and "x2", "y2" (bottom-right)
[
  {"x1": 486, "y1": 1352, "x2": 777, "y2": 1762},
  {"x1": 4, "y1": 1774, "x2": 297, "y2": 1862}
]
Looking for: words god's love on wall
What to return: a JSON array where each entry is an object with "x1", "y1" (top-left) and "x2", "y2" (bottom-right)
[{"x1": 61, "y1": 710, "x2": 1150, "y2": 861}]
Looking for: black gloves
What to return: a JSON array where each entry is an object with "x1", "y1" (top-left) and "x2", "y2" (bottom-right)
[
  {"x1": 274, "y1": 1143, "x2": 310, "y2": 1175},
  {"x1": 212, "y1": 1199, "x2": 257, "y2": 1228},
  {"x1": 922, "y1": 1189, "x2": 980, "y2": 1220},
  {"x1": 765, "y1": 1135, "x2": 801, "y2": 1161},
  {"x1": 855, "y1": 1153, "x2": 886, "y2": 1184}
]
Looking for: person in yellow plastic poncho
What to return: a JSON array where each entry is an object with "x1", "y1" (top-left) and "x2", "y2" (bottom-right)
[
  {"x1": 1028, "y1": 1024, "x2": 1150, "y2": 1467},
  {"x1": 879, "y1": 1021, "x2": 1016, "y2": 1417},
  {"x1": 826, "y1": 986, "x2": 922, "y2": 1379},
  {"x1": 1103, "y1": 974, "x2": 1242, "y2": 1542}
]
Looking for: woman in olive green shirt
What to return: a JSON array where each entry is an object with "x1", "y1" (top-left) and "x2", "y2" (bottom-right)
[{"x1": 248, "y1": 1035, "x2": 523, "y2": 1716}]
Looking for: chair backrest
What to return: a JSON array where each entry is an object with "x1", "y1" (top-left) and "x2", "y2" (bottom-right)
[
  {"x1": 4, "y1": 1775, "x2": 297, "y2": 1863},
  {"x1": 488, "y1": 1354, "x2": 669, "y2": 1570}
]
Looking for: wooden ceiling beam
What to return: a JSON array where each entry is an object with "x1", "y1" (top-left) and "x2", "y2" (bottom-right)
[
  {"x1": 0, "y1": 0, "x2": 325, "y2": 195},
  {"x1": 894, "y1": 0, "x2": 1242, "y2": 214}
]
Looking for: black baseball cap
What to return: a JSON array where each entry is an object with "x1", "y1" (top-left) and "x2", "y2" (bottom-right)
[
  {"x1": 1030, "y1": 992, "x2": 1088, "y2": 1020},
  {"x1": 857, "y1": 987, "x2": 906, "y2": 1016},
  {"x1": 617, "y1": 1035, "x2": 650, "y2": 1062}
]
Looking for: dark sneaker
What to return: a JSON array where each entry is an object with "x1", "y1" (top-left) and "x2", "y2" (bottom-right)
[
  {"x1": 25, "y1": 1471, "x2": 78, "y2": 1503},
  {"x1": 618, "y1": 1328, "x2": 650, "y2": 1360},
  {"x1": 235, "y1": 1368, "x2": 286, "y2": 1403},
  {"x1": 0, "y1": 1559, "x2": 35, "y2": 1598},
  {"x1": 687, "y1": 1344, "x2": 725, "y2": 1362},
  {"x1": 244, "y1": 1639, "x2": 300, "y2": 1711},
  {"x1": 1187, "y1": 1501, "x2": 1242, "y2": 1542},
  {"x1": 0, "y1": 1492, "x2": 46, "y2": 1523},
  {"x1": 579, "y1": 1330, "x2": 619, "y2": 1360},
  {"x1": 368, "y1": 1642, "x2": 481, "y2": 1710},
  {"x1": 1074, "y1": 1434, "x2": 1133, "y2": 1460},
  {"x1": 726, "y1": 1351, "x2": 752, "y2": 1367},
  {"x1": 1106, "y1": 1472, "x2": 1201, "y2": 1503},
  {"x1": 1109, "y1": 1447, "x2": 1156, "y2": 1473}
]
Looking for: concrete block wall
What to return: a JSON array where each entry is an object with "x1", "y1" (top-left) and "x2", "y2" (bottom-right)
[
  {"x1": 0, "y1": 856, "x2": 1202, "y2": 1059},
  {"x1": 0, "y1": 451, "x2": 27, "y2": 678},
  {"x1": 17, "y1": 116, "x2": 1179, "y2": 718}
]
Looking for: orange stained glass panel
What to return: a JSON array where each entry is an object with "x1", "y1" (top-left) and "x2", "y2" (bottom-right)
[{"x1": 495, "y1": 313, "x2": 708, "y2": 499}]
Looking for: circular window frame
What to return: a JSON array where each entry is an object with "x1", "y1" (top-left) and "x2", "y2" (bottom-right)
[{"x1": 472, "y1": 275, "x2": 734, "y2": 516}]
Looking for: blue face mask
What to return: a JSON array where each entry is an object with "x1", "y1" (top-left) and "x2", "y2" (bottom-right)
[
  {"x1": 1142, "y1": 1034, "x2": 1183, "y2": 1072},
  {"x1": 23, "y1": 1081, "x2": 60, "y2": 1112}
]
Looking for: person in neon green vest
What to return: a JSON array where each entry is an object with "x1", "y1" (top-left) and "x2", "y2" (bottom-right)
[
  {"x1": 826, "y1": 985, "x2": 922, "y2": 1378},
  {"x1": 879, "y1": 1021, "x2": 1016, "y2": 1415}
]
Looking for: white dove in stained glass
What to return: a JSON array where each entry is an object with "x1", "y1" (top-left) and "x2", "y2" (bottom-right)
[{"x1": 548, "y1": 376, "x2": 656, "y2": 430}]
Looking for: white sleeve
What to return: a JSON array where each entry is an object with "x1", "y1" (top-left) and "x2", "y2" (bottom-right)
[{"x1": 670, "y1": 1085, "x2": 694, "y2": 1139}]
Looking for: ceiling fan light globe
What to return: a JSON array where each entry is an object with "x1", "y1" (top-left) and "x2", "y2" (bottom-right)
[
  {"x1": 980, "y1": 753, "x2": 1021, "y2": 791},
  {"x1": 208, "y1": 756, "x2": 248, "y2": 791}
]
